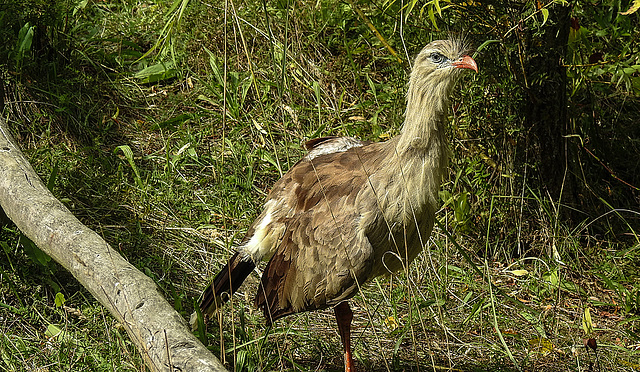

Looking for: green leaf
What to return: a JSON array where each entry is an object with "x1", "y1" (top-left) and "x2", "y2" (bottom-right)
[
  {"x1": 309, "y1": 80, "x2": 320, "y2": 103},
  {"x1": 204, "y1": 47, "x2": 224, "y2": 86},
  {"x1": 453, "y1": 192, "x2": 470, "y2": 225},
  {"x1": 166, "y1": 0, "x2": 186, "y2": 16},
  {"x1": 582, "y1": 307, "x2": 593, "y2": 336},
  {"x1": 197, "y1": 94, "x2": 216, "y2": 106},
  {"x1": 191, "y1": 299, "x2": 206, "y2": 344},
  {"x1": 521, "y1": 311, "x2": 546, "y2": 337},
  {"x1": 134, "y1": 62, "x2": 178, "y2": 83},
  {"x1": 1, "y1": 241, "x2": 11, "y2": 255},
  {"x1": 54, "y1": 292, "x2": 65, "y2": 308},
  {"x1": 473, "y1": 40, "x2": 500, "y2": 58},
  {"x1": 45, "y1": 324, "x2": 76, "y2": 345},
  {"x1": 439, "y1": 190, "x2": 453, "y2": 206},
  {"x1": 540, "y1": 8, "x2": 549, "y2": 26},
  {"x1": 428, "y1": 6, "x2": 438, "y2": 30},
  {"x1": 365, "y1": 74, "x2": 377, "y2": 100},
  {"x1": 20, "y1": 235, "x2": 50, "y2": 268},
  {"x1": 16, "y1": 23, "x2": 34, "y2": 55},
  {"x1": 235, "y1": 350, "x2": 248, "y2": 370},
  {"x1": 15, "y1": 23, "x2": 35, "y2": 66},
  {"x1": 73, "y1": 0, "x2": 89, "y2": 16},
  {"x1": 240, "y1": 76, "x2": 252, "y2": 108},
  {"x1": 463, "y1": 298, "x2": 485, "y2": 325},
  {"x1": 259, "y1": 149, "x2": 280, "y2": 170},
  {"x1": 445, "y1": 264, "x2": 465, "y2": 275},
  {"x1": 46, "y1": 161, "x2": 59, "y2": 192},
  {"x1": 434, "y1": 0, "x2": 442, "y2": 16},
  {"x1": 405, "y1": 0, "x2": 419, "y2": 17},
  {"x1": 543, "y1": 269, "x2": 559, "y2": 287},
  {"x1": 45, "y1": 324, "x2": 63, "y2": 338},
  {"x1": 114, "y1": 145, "x2": 144, "y2": 188}
]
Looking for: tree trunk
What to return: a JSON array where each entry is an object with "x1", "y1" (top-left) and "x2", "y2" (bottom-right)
[
  {"x1": 523, "y1": 4, "x2": 575, "y2": 211},
  {"x1": 0, "y1": 117, "x2": 228, "y2": 372}
]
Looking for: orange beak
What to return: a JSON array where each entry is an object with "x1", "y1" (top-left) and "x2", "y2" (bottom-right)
[{"x1": 451, "y1": 55, "x2": 478, "y2": 73}]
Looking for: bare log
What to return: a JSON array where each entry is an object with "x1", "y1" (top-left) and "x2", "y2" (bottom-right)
[{"x1": 0, "y1": 117, "x2": 228, "y2": 372}]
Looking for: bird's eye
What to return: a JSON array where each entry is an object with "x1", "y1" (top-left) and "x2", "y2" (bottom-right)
[{"x1": 430, "y1": 52, "x2": 445, "y2": 64}]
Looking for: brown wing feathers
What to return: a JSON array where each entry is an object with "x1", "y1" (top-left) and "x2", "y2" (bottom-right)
[
  {"x1": 254, "y1": 146, "x2": 374, "y2": 323},
  {"x1": 254, "y1": 232, "x2": 297, "y2": 324}
]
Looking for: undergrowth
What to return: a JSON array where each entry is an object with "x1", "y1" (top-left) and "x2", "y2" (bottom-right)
[{"x1": 1, "y1": 0, "x2": 639, "y2": 371}]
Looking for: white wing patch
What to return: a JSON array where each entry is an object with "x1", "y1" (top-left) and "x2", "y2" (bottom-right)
[
  {"x1": 240, "y1": 199, "x2": 281, "y2": 262},
  {"x1": 304, "y1": 137, "x2": 364, "y2": 160}
]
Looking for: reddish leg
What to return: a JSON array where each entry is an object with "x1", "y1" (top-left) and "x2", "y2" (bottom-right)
[{"x1": 334, "y1": 301, "x2": 355, "y2": 372}]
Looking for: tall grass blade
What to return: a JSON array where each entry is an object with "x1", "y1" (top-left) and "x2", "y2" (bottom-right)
[
  {"x1": 114, "y1": 145, "x2": 144, "y2": 189},
  {"x1": 486, "y1": 259, "x2": 521, "y2": 371}
]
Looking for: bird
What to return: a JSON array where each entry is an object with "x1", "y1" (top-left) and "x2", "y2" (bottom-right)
[{"x1": 192, "y1": 39, "x2": 478, "y2": 372}]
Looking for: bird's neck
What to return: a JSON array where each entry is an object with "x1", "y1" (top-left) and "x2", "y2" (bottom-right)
[
  {"x1": 373, "y1": 78, "x2": 451, "y2": 224},
  {"x1": 396, "y1": 78, "x2": 451, "y2": 155}
]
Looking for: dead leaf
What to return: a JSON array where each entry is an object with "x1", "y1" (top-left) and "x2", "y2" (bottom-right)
[
  {"x1": 508, "y1": 269, "x2": 529, "y2": 276},
  {"x1": 529, "y1": 337, "x2": 554, "y2": 355},
  {"x1": 620, "y1": 0, "x2": 640, "y2": 15},
  {"x1": 585, "y1": 338, "x2": 597, "y2": 351}
]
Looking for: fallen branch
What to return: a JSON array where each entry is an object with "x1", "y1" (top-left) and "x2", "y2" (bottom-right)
[{"x1": 0, "y1": 117, "x2": 228, "y2": 372}]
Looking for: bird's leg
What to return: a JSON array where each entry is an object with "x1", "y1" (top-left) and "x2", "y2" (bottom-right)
[{"x1": 334, "y1": 301, "x2": 355, "y2": 372}]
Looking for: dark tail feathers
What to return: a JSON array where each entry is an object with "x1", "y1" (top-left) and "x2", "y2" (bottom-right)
[{"x1": 199, "y1": 251, "x2": 255, "y2": 316}]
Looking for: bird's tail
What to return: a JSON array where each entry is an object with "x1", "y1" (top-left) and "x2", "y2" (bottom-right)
[{"x1": 190, "y1": 251, "x2": 255, "y2": 329}]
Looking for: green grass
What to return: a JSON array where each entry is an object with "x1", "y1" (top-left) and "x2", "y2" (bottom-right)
[{"x1": 1, "y1": 0, "x2": 640, "y2": 371}]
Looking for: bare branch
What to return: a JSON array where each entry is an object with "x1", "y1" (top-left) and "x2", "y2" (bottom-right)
[{"x1": 0, "y1": 117, "x2": 228, "y2": 372}]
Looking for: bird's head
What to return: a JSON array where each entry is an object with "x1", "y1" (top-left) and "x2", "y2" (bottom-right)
[
  {"x1": 404, "y1": 39, "x2": 477, "y2": 121},
  {"x1": 409, "y1": 39, "x2": 477, "y2": 93}
]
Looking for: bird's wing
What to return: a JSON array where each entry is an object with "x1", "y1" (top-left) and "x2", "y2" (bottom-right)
[
  {"x1": 235, "y1": 136, "x2": 368, "y2": 263},
  {"x1": 254, "y1": 142, "x2": 383, "y2": 324}
]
